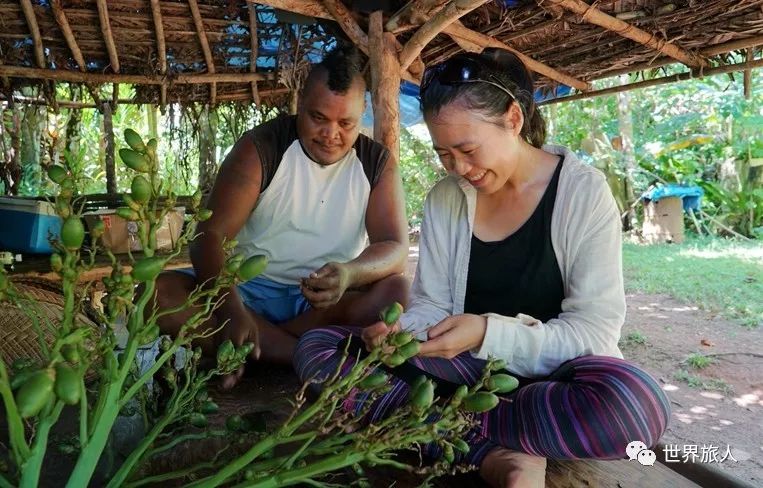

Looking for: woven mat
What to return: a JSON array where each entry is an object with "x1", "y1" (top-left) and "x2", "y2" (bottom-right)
[{"x1": 0, "y1": 277, "x2": 100, "y2": 367}]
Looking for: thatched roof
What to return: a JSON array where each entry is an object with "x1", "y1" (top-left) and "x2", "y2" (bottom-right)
[{"x1": 0, "y1": 0, "x2": 761, "y2": 106}]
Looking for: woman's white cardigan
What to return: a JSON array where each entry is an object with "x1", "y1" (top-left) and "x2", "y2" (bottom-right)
[{"x1": 399, "y1": 145, "x2": 625, "y2": 378}]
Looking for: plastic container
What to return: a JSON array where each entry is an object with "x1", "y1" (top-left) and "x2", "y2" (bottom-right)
[{"x1": 0, "y1": 197, "x2": 62, "y2": 254}]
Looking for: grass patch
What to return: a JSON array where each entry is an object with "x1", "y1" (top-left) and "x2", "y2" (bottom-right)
[
  {"x1": 623, "y1": 237, "x2": 763, "y2": 328},
  {"x1": 620, "y1": 331, "x2": 647, "y2": 347},
  {"x1": 684, "y1": 352, "x2": 714, "y2": 369},
  {"x1": 673, "y1": 369, "x2": 733, "y2": 394}
]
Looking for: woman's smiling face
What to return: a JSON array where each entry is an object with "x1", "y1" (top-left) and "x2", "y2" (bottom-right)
[{"x1": 425, "y1": 101, "x2": 523, "y2": 194}]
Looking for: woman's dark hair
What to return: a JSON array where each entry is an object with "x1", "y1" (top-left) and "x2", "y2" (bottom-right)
[
  {"x1": 312, "y1": 43, "x2": 365, "y2": 93},
  {"x1": 420, "y1": 48, "x2": 546, "y2": 148}
]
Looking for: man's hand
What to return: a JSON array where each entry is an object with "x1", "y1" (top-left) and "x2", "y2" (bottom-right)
[
  {"x1": 217, "y1": 309, "x2": 262, "y2": 390},
  {"x1": 418, "y1": 314, "x2": 488, "y2": 359},
  {"x1": 300, "y1": 262, "x2": 352, "y2": 309},
  {"x1": 361, "y1": 320, "x2": 399, "y2": 351}
]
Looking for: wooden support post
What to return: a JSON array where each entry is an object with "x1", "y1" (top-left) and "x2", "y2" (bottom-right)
[
  {"x1": 188, "y1": 0, "x2": 217, "y2": 106},
  {"x1": 399, "y1": 0, "x2": 491, "y2": 71},
  {"x1": 744, "y1": 49, "x2": 753, "y2": 100},
  {"x1": 102, "y1": 101, "x2": 116, "y2": 194},
  {"x1": 248, "y1": 3, "x2": 261, "y2": 105},
  {"x1": 369, "y1": 11, "x2": 400, "y2": 157},
  {"x1": 543, "y1": 0, "x2": 706, "y2": 68},
  {"x1": 95, "y1": 0, "x2": 120, "y2": 72},
  {"x1": 19, "y1": 0, "x2": 45, "y2": 68}
]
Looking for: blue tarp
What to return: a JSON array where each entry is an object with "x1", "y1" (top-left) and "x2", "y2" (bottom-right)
[{"x1": 643, "y1": 184, "x2": 704, "y2": 212}]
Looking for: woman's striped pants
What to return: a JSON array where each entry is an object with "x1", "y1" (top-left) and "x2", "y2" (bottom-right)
[{"x1": 293, "y1": 326, "x2": 671, "y2": 467}]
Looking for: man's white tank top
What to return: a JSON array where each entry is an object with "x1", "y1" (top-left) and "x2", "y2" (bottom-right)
[{"x1": 234, "y1": 116, "x2": 388, "y2": 285}]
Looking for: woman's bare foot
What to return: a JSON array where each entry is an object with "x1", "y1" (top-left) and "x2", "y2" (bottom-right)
[{"x1": 479, "y1": 447, "x2": 547, "y2": 488}]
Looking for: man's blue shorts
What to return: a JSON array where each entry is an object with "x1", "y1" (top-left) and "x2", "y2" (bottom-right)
[{"x1": 174, "y1": 268, "x2": 311, "y2": 325}]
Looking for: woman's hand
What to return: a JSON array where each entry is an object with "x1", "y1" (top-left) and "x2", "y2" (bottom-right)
[
  {"x1": 361, "y1": 320, "x2": 399, "y2": 351},
  {"x1": 418, "y1": 314, "x2": 487, "y2": 359}
]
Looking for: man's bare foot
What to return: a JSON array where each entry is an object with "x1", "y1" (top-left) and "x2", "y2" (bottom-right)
[{"x1": 479, "y1": 447, "x2": 547, "y2": 488}]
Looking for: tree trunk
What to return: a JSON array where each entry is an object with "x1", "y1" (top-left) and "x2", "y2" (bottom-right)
[
  {"x1": 616, "y1": 82, "x2": 637, "y2": 230},
  {"x1": 147, "y1": 104, "x2": 159, "y2": 139},
  {"x1": 20, "y1": 102, "x2": 46, "y2": 194},
  {"x1": 198, "y1": 104, "x2": 218, "y2": 192},
  {"x1": 103, "y1": 101, "x2": 117, "y2": 194}
]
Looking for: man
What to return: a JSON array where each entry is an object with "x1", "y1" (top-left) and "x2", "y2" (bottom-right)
[{"x1": 154, "y1": 45, "x2": 409, "y2": 388}]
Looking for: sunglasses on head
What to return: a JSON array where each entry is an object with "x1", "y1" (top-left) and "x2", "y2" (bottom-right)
[{"x1": 420, "y1": 54, "x2": 517, "y2": 101}]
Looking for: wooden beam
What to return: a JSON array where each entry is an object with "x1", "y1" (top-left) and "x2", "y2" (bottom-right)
[
  {"x1": 248, "y1": 3, "x2": 261, "y2": 105},
  {"x1": 590, "y1": 34, "x2": 763, "y2": 81},
  {"x1": 399, "y1": 0, "x2": 490, "y2": 71},
  {"x1": 0, "y1": 66, "x2": 273, "y2": 84},
  {"x1": 443, "y1": 22, "x2": 590, "y2": 91},
  {"x1": 369, "y1": 10, "x2": 400, "y2": 157},
  {"x1": 249, "y1": 0, "x2": 332, "y2": 20},
  {"x1": 249, "y1": 1, "x2": 425, "y2": 82},
  {"x1": 322, "y1": 0, "x2": 369, "y2": 53},
  {"x1": 1, "y1": 88, "x2": 291, "y2": 108},
  {"x1": 149, "y1": 0, "x2": 167, "y2": 74},
  {"x1": 95, "y1": 0, "x2": 120, "y2": 72},
  {"x1": 543, "y1": 0, "x2": 706, "y2": 68},
  {"x1": 50, "y1": 0, "x2": 86, "y2": 71},
  {"x1": 386, "y1": 0, "x2": 449, "y2": 32},
  {"x1": 541, "y1": 57, "x2": 763, "y2": 105},
  {"x1": 19, "y1": 0, "x2": 45, "y2": 68},
  {"x1": 188, "y1": 0, "x2": 217, "y2": 106}
]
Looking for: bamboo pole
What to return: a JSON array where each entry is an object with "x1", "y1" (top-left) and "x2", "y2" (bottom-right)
[
  {"x1": 248, "y1": 3, "x2": 261, "y2": 105},
  {"x1": 95, "y1": 0, "x2": 120, "y2": 72},
  {"x1": 0, "y1": 66, "x2": 272, "y2": 84},
  {"x1": 369, "y1": 10, "x2": 401, "y2": 157},
  {"x1": 19, "y1": 0, "x2": 45, "y2": 68},
  {"x1": 188, "y1": 0, "x2": 217, "y2": 106},
  {"x1": 443, "y1": 22, "x2": 590, "y2": 91},
  {"x1": 541, "y1": 57, "x2": 763, "y2": 105},
  {"x1": 50, "y1": 0, "x2": 86, "y2": 71},
  {"x1": 399, "y1": 0, "x2": 490, "y2": 71},
  {"x1": 542, "y1": 0, "x2": 706, "y2": 68}
]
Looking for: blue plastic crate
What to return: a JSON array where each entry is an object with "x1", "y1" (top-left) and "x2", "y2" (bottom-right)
[{"x1": 0, "y1": 197, "x2": 62, "y2": 254}]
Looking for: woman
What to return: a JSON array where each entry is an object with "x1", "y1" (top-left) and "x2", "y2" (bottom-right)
[{"x1": 294, "y1": 48, "x2": 670, "y2": 487}]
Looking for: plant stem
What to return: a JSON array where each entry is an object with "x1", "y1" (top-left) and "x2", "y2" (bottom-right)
[
  {"x1": 124, "y1": 461, "x2": 218, "y2": 488},
  {"x1": 0, "y1": 473, "x2": 15, "y2": 488},
  {"x1": 65, "y1": 335, "x2": 141, "y2": 487},
  {"x1": 0, "y1": 356, "x2": 31, "y2": 462},
  {"x1": 79, "y1": 376, "x2": 88, "y2": 448},
  {"x1": 105, "y1": 400, "x2": 178, "y2": 488},
  {"x1": 19, "y1": 402, "x2": 64, "y2": 488},
  {"x1": 245, "y1": 451, "x2": 366, "y2": 488}
]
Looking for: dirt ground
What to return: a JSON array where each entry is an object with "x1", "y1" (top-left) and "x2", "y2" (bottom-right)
[{"x1": 620, "y1": 292, "x2": 763, "y2": 485}]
